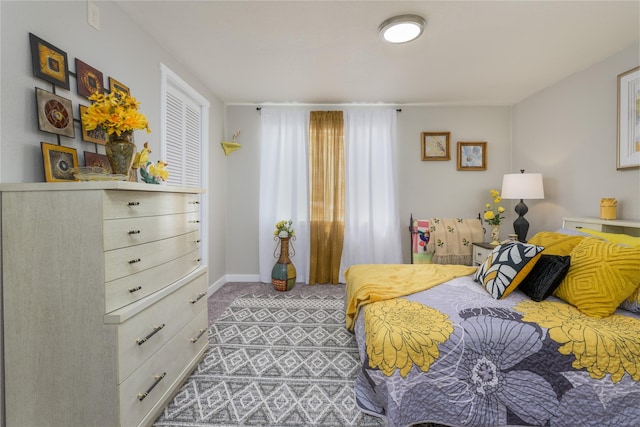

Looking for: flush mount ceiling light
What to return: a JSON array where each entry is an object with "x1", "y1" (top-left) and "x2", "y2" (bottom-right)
[{"x1": 378, "y1": 14, "x2": 426, "y2": 44}]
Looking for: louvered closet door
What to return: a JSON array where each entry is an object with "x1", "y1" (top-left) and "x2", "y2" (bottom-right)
[{"x1": 164, "y1": 83, "x2": 202, "y2": 188}]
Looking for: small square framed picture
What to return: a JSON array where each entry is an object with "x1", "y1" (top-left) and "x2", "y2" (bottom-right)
[
  {"x1": 457, "y1": 142, "x2": 487, "y2": 171},
  {"x1": 41, "y1": 142, "x2": 78, "y2": 182},
  {"x1": 29, "y1": 33, "x2": 70, "y2": 90},
  {"x1": 421, "y1": 132, "x2": 450, "y2": 160},
  {"x1": 84, "y1": 151, "x2": 111, "y2": 172},
  {"x1": 108, "y1": 77, "x2": 130, "y2": 97},
  {"x1": 75, "y1": 58, "x2": 104, "y2": 98},
  {"x1": 36, "y1": 87, "x2": 75, "y2": 138},
  {"x1": 79, "y1": 105, "x2": 107, "y2": 145}
]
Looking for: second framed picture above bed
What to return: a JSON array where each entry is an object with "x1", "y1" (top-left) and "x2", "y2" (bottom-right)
[{"x1": 457, "y1": 141, "x2": 487, "y2": 171}]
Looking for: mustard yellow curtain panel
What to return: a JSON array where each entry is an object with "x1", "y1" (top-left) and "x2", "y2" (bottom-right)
[{"x1": 309, "y1": 111, "x2": 345, "y2": 284}]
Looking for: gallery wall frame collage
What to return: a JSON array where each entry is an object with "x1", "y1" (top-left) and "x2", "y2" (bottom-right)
[
  {"x1": 30, "y1": 32, "x2": 134, "y2": 182},
  {"x1": 421, "y1": 132, "x2": 487, "y2": 171}
]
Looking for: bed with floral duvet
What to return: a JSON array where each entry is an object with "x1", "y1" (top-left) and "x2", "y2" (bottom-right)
[{"x1": 345, "y1": 231, "x2": 640, "y2": 427}]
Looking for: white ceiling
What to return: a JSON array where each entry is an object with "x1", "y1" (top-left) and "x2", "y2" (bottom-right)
[{"x1": 115, "y1": 0, "x2": 639, "y2": 106}]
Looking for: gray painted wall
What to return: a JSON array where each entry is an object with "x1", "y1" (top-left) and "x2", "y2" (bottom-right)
[
  {"x1": 512, "y1": 43, "x2": 640, "y2": 234},
  {"x1": 0, "y1": 0, "x2": 228, "y2": 284}
]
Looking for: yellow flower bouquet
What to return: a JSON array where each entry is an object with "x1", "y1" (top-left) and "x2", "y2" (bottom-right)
[
  {"x1": 483, "y1": 189, "x2": 505, "y2": 226},
  {"x1": 81, "y1": 89, "x2": 151, "y2": 137}
]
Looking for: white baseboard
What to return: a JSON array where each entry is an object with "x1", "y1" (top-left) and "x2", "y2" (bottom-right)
[{"x1": 207, "y1": 274, "x2": 261, "y2": 296}]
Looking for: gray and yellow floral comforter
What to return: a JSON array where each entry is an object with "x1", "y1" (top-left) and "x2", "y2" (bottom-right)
[{"x1": 353, "y1": 275, "x2": 640, "y2": 427}]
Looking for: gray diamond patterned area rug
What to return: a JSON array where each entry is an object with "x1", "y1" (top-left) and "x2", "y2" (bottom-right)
[{"x1": 153, "y1": 294, "x2": 386, "y2": 426}]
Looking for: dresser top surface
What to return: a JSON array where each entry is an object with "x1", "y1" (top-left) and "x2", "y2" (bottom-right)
[{"x1": 0, "y1": 181, "x2": 205, "y2": 193}]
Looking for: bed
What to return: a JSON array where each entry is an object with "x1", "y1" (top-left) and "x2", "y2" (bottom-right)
[{"x1": 345, "y1": 220, "x2": 640, "y2": 427}]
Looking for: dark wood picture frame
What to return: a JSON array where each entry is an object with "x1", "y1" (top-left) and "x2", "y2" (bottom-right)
[
  {"x1": 79, "y1": 105, "x2": 107, "y2": 145},
  {"x1": 108, "y1": 77, "x2": 130, "y2": 96},
  {"x1": 29, "y1": 33, "x2": 70, "y2": 90},
  {"x1": 36, "y1": 87, "x2": 75, "y2": 138},
  {"x1": 83, "y1": 151, "x2": 111, "y2": 172},
  {"x1": 421, "y1": 132, "x2": 450, "y2": 160},
  {"x1": 457, "y1": 141, "x2": 487, "y2": 171},
  {"x1": 41, "y1": 142, "x2": 78, "y2": 182},
  {"x1": 75, "y1": 58, "x2": 104, "y2": 98}
]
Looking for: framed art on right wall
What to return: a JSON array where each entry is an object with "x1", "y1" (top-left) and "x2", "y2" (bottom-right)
[
  {"x1": 457, "y1": 141, "x2": 487, "y2": 171},
  {"x1": 617, "y1": 66, "x2": 640, "y2": 169}
]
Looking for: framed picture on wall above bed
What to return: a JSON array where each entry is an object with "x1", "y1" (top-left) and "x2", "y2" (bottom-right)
[
  {"x1": 457, "y1": 141, "x2": 487, "y2": 171},
  {"x1": 617, "y1": 66, "x2": 640, "y2": 169},
  {"x1": 421, "y1": 132, "x2": 450, "y2": 160}
]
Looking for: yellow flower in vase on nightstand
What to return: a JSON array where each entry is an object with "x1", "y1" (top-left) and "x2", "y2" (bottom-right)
[{"x1": 483, "y1": 189, "x2": 506, "y2": 245}]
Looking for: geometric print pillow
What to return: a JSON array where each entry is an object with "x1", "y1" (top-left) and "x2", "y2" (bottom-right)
[
  {"x1": 474, "y1": 241, "x2": 544, "y2": 299},
  {"x1": 554, "y1": 238, "x2": 640, "y2": 318}
]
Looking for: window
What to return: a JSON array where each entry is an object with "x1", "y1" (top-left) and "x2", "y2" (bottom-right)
[
  {"x1": 160, "y1": 64, "x2": 209, "y2": 267},
  {"x1": 160, "y1": 64, "x2": 209, "y2": 188}
]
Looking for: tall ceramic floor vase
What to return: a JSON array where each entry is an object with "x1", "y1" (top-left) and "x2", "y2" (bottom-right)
[
  {"x1": 106, "y1": 130, "x2": 136, "y2": 176},
  {"x1": 272, "y1": 236, "x2": 296, "y2": 291}
]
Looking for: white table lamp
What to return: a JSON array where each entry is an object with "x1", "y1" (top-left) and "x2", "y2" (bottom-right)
[{"x1": 501, "y1": 170, "x2": 544, "y2": 242}]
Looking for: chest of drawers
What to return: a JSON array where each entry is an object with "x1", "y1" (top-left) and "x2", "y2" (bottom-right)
[{"x1": 1, "y1": 182, "x2": 208, "y2": 427}]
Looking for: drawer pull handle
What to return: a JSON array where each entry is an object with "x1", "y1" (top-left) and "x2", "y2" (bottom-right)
[
  {"x1": 189, "y1": 220, "x2": 201, "y2": 224},
  {"x1": 189, "y1": 201, "x2": 200, "y2": 205},
  {"x1": 189, "y1": 292, "x2": 207, "y2": 304},
  {"x1": 196, "y1": 258, "x2": 202, "y2": 263},
  {"x1": 137, "y1": 372, "x2": 166, "y2": 401},
  {"x1": 190, "y1": 329, "x2": 207, "y2": 343},
  {"x1": 129, "y1": 286, "x2": 142, "y2": 293},
  {"x1": 128, "y1": 230, "x2": 141, "y2": 235},
  {"x1": 127, "y1": 202, "x2": 140, "y2": 206},
  {"x1": 195, "y1": 239, "x2": 201, "y2": 243},
  {"x1": 136, "y1": 324, "x2": 166, "y2": 345},
  {"x1": 129, "y1": 258, "x2": 142, "y2": 264}
]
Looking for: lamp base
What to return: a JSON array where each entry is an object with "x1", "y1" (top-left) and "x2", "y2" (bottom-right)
[{"x1": 513, "y1": 199, "x2": 529, "y2": 242}]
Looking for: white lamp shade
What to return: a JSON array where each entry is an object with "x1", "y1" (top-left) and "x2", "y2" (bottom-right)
[{"x1": 501, "y1": 173, "x2": 544, "y2": 200}]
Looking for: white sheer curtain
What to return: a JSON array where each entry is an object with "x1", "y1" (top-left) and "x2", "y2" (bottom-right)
[
  {"x1": 339, "y1": 108, "x2": 402, "y2": 282},
  {"x1": 258, "y1": 108, "x2": 310, "y2": 283}
]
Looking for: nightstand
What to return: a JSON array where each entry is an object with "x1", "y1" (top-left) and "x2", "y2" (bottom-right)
[{"x1": 472, "y1": 242, "x2": 496, "y2": 266}]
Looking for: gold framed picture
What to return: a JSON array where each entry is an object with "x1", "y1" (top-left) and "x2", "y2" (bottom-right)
[
  {"x1": 79, "y1": 105, "x2": 107, "y2": 145},
  {"x1": 41, "y1": 142, "x2": 78, "y2": 182},
  {"x1": 421, "y1": 132, "x2": 450, "y2": 160},
  {"x1": 457, "y1": 142, "x2": 487, "y2": 171},
  {"x1": 108, "y1": 77, "x2": 130, "y2": 96}
]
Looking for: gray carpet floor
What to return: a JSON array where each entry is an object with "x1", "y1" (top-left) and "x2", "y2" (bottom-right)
[{"x1": 207, "y1": 282, "x2": 347, "y2": 325}]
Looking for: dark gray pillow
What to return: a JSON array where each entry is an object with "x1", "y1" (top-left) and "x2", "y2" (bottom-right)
[{"x1": 518, "y1": 255, "x2": 571, "y2": 302}]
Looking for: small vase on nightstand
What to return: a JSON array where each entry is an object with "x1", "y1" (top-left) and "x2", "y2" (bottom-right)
[{"x1": 490, "y1": 224, "x2": 500, "y2": 246}]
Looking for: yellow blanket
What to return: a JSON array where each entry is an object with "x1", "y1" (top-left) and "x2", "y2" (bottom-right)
[{"x1": 344, "y1": 263, "x2": 477, "y2": 331}]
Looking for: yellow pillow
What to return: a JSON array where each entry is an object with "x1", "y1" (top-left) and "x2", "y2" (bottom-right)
[
  {"x1": 528, "y1": 231, "x2": 586, "y2": 256},
  {"x1": 579, "y1": 229, "x2": 640, "y2": 247},
  {"x1": 554, "y1": 238, "x2": 640, "y2": 318}
]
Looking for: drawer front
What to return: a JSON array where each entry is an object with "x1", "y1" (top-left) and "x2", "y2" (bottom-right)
[
  {"x1": 105, "y1": 250, "x2": 201, "y2": 314},
  {"x1": 562, "y1": 220, "x2": 604, "y2": 232},
  {"x1": 117, "y1": 272, "x2": 208, "y2": 384},
  {"x1": 104, "y1": 212, "x2": 200, "y2": 251},
  {"x1": 119, "y1": 308, "x2": 208, "y2": 427},
  {"x1": 473, "y1": 245, "x2": 492, "y2": 265},
  {"x1": 103, "y1": 191, "x2": 200, "y2": 220},
  {"x1": 105, "y1": 231, "x2": 200, "y2": 282}
]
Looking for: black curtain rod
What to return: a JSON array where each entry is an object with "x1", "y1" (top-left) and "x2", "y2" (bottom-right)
[{"x1": 255, "y1": 107, "x2": 401, "y2": 112}]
